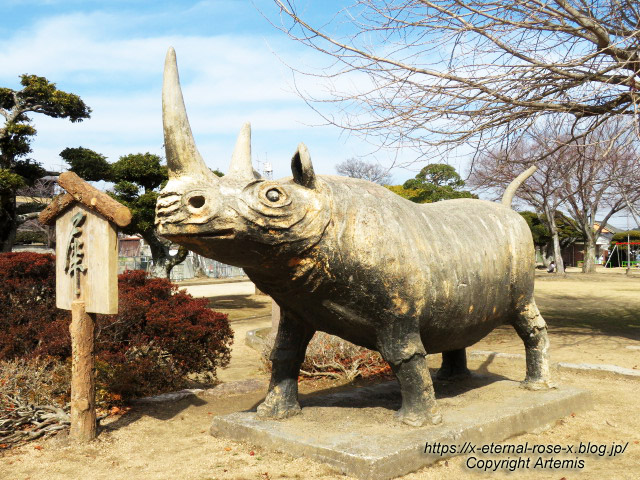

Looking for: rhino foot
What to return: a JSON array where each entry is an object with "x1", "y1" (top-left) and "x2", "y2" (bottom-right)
[
  {"x1": 437, "y1": 349, "x2": 470, "y2": 381},
  {"x1": 520, "y1": 379, "x2": 556, "y2": 391},
  {"x1": 520, "y1": 378, "x2": 558, "y2": 390},
  {"x1": 395, "y1": 406, "x2": 442, "y2": 427},
  {"x1": 256, "y1": 393, "x2": 301, "y2": 420},
  {"x1": 435, "y1": 366, "x2": 471, "y2": 381}
]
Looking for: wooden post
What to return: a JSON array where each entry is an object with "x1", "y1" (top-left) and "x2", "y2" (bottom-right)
[
  {"x1": 38, "y1": 172, "x2": 132, "y2": 444},
  {"x1": 70, "y1": 301, "x2": 97, "y2": 441}
]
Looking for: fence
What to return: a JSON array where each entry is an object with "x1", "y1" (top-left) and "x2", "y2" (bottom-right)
[
  {"x1": 118, "y1": 256, "x2": 152, "y2": 273},
  {"x1": 118, "y1": 254, "x2": 244, "y2": 281},
  {"x1": 199, "y1": 256, "x2": 245, "y2": 279}
]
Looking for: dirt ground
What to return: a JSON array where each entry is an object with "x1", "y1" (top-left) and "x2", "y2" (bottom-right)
[
  {"x1": 2, "y1": 270, "x2": 639, "y2": 480},
  {"x1": 475, "y1": 269, "x2": 640, "y2": 369}
]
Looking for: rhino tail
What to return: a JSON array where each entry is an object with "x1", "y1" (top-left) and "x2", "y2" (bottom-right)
[{"x1": 501, "y1": 165, "x2": 537, "y2": 208}]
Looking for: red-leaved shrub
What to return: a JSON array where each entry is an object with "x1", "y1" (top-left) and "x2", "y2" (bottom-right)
[
  {"x1": 0, "y1": 252, "x2": 69, "y2": 359},
  {"x1": 0, "y1": 253, "x2": 233, "y2": 402},
  {"x1": 95, "y1": 270, "x2": 233, "y2": 400}
]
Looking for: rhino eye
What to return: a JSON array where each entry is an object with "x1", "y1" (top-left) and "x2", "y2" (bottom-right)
[
  {"x1": 266, "y1": 189, "x2": 281, "y2": 202},
  {"x1": 188, "y1": 195, "x2": 205, "y2": 208}
]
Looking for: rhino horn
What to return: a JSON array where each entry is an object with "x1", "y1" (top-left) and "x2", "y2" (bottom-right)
[
  {"x1": 228, "y1": 122, "x2": 261, "y2": 179},
  {"x1": 163, "y1": 47, "x2": 216, "y2": 181}
]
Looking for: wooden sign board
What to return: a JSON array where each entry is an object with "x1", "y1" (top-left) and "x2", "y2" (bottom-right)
[
  {"x1": 39, "y1": 171, "x2": 131, "y2": 442},
  {"x1": 56, "y1": 204, "x2": 118, "y2": 314}
]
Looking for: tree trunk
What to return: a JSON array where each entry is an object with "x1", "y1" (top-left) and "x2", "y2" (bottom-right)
[
  {"x1": 582, "y1": 232, "x2": 597, "y2": 273},
  {"x1": 0, "y1": 193, "x2": 17, "y2": 252},
  {"x1": 46, "y1": 224, "x2": 56, "y2": 249},
  {"x1": 543, "y1": 243, "x2": 553, "y2": 266},
  {"x1": 164, "y1": 245, "x2": 188, "y2": 278},
  {"x1": 143, "y1": 232, "x2": 189, "y2": 279},
  {"x1": 551, "y1": 232, "x2": 565, "y2": 274},
  {"x1": 192, "y1": 253, "x2": 208, "y2": 278},
  {"x1": 543, "y1": 205, "x2": 565, "y2": 274}
]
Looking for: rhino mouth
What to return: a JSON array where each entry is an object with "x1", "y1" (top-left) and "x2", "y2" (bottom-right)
[
  {"x1": 204, "y1": 229, "x2": 235, "y2": 239},
  {"x1": 165, "y1": 229, "x2": 235, "y2": 239}
]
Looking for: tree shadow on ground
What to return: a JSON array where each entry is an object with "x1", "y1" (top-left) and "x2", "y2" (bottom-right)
[
  {"x1": 205, "y1": 294, "x2": 270, "y2": 311},
  {"x1": 99, "y1": 395, "x2": 207, "y2": 435},
  {"x1": 538, "y1": 298, "x2": 640, "y2": 341}
]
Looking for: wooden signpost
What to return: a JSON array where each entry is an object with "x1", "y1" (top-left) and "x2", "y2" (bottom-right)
[{"x1": 39, "y1": 172, "x2": 132, "y2": 442}]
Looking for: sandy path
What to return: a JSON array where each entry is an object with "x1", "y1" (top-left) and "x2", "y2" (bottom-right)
[{"x1": 217, "y1": 316, "x2": 271, "y2": 383}]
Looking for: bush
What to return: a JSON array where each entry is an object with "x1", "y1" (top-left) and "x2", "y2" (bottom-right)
[
  {"x1": 0, "y1": 357, "x2": 71, "y2": 448},
  {"x1": 0, "y1": 253, "x2": 233, "y2": 403},
  {"x1": 0, "y1": 252, "x2": 67, "y2": 360},
  {"x1": 262, "y1": 331, "x2": 390, "y2": 381},
  {"x1": 14, "y1": 230, "x2": 47, "y2": 244},
  {"x1": 94, "y1": 270, "x2": 233, "y2": 400},
  {"x1": 0, "y1": 356, "x2": 71, "y2": 409}
]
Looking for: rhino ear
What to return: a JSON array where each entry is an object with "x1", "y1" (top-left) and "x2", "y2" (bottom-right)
[{"x1": 291, "y1": 143, "x2": 316, "y2": 189}]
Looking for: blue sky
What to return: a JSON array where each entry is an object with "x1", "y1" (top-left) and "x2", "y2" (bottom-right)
[
  {"x1": 2, "y1": 1, "x2": 633, "y2": 230},
  {"x1": 0, "y1": 0, "x2": 431, "y2": 183}
]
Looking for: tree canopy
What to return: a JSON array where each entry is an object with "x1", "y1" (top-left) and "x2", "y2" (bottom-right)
[
  {"x1": 0, "y1": 75, "x2": 90, "y2": 251},
  {"x1": 0, "y1": 75, "x2": 90, "y2": 124},
  {"x1": 60, "y1": 147, "x2": 111, "y2": 182},
  {"x1": 111, "y1": 153, "x2": 168, "y2": 192},
  {"x1": 519, "y1": 211, "x2": 582, "y2": 248},
  {"x1": 388, "y1": 164, "x2": 476, "y2": 203},
  {"x1": 611, "y1": 230, "x2": 640, "y2": 244}
]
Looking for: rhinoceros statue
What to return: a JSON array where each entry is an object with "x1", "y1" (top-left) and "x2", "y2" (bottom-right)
[{"x1": 155, "y1": 48, "x2": 552, "y2": 427}]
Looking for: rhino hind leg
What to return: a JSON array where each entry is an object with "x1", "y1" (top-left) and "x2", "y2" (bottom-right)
[
  {"x1": 257, "y1": 311, "x2": 315, "y2": 420},
  {"x1": 436, "y1": 348, "x2": 471, "y2": 380},
  {"x1": 511, "y1": 300, "x2": 555, "y2": 390}
]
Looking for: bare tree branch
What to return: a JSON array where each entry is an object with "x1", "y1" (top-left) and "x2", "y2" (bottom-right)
[
  {"x1": 266, "y1": 0, "x2": 640, "y2": 159},
  {"x1": 335, "y1": 157, "x2": 393, "y2": 184}
]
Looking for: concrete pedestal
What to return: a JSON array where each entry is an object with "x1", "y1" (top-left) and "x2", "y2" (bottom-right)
[{"x1": 211, "y1": 376, "x2": 591, "y2": 480}]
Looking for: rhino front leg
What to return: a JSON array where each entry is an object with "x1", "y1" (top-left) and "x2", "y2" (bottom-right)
[
  {"x1": 436, "y1": 348, "x2": 471, "y2": 380},
  {"x1": 378, "y1": 329, "x2": 442, "y2": 427},
  {"x1": 257, "y1": 310, "x2": 315, "y2": 419},
  {"x1": 511, "y1": 300, "x2": 554, "y2": 390}
]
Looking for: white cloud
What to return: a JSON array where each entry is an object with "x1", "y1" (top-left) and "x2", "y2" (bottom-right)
[{"x1": 2, "y1": 8, "x2": 419, "y2": 182}]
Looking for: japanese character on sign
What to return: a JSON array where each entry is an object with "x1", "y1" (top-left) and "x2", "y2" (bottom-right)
[{"x1": 65, "y1": 211, "x2": 87, "y2": 296}]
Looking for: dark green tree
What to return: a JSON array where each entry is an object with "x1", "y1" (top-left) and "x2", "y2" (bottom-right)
[
  {"x1": 519, "y1": 211, "x2": 582, "y2": 263},
  {"x1": 611, "y1": 230, "x2": 640, "y2": 244},
  {"x1": 64, "y1": 149, "x2": 193, "y2": 278},
  {"x1": 111, "y1": 153, "x2": 188, "y2": 278},
  {"x1": 60, "y1": 147, "x2": 111, "y2": 182},
  {"x1": 519, "y1": 212, "x2": 551, "y2": 248},
  {"x1": 388, "y1": 164, "x2": 476, "y2": 203},
  {"x1": 0, "y1": 75, "x2": 90, "y2": 251}
]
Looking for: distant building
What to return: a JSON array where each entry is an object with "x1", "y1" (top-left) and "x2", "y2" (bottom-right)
[
  {"x1": 561, "y1": 221, "x2": 620, "y2": 267},
  {"x1": 14, "y1": 172, "x2": 60, "y2": 246}
]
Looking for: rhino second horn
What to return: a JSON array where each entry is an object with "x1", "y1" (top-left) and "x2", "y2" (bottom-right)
[
  {"x1": 162, "y1": 47, "x2": 217, "y2": 182},
  {"x1": 228, "y1": 122, "x2": 260, "y2": 179}
]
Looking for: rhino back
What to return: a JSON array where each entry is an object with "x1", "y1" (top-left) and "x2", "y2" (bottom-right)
[{"x1": 250, "y1": 176, "x2": 535, "y2": 353}]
